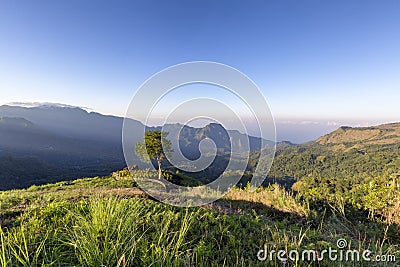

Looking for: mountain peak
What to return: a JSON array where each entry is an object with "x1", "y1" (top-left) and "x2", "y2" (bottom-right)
[
  {"x1": 316, "y1": 122, "x2": 400, "y2": 147},
  {"x1": 4, "y1": 102, "x2": 91, "y2": 112},
  {"x1": 204, "y1": 123, "x2": 225, "y2": 130}
]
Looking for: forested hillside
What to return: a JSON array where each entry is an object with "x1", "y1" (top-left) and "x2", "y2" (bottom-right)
[{"x1": 256, "y1": 124, "x2": 400, "y2": 227}]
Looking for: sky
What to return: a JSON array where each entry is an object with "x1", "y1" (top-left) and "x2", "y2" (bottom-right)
[{"x1": 0, "y1": 0, "x2": 400, "y2": 143}]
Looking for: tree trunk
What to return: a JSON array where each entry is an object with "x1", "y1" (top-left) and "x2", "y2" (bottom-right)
[{"x1": 157, "y1": 159, "x2": 162, "y2": 179}]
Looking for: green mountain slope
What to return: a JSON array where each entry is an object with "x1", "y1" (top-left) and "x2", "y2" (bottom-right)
[{"x1": 254, "y1": 122, "x2": 400, "y2": 185}]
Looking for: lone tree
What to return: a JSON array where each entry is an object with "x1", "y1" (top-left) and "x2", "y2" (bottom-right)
[{"x1": 135, "y1": 130, "x2": 172, "y2": 179}]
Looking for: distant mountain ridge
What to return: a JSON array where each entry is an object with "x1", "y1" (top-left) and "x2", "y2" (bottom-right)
[
  {"x1": 0, "y1": 116, "x2": 123, "y2": 163},
  {"x1": 0, "y1": 103, "x2": 273, "y2": 189},
  {"x1": 6, "y1": 102, "x2": 91, "y2": 110},
  {"x1": 0, "y1": 104, "x2": 272, "y2": 150},
  {"x1": 0, "y1": 104, "x2": 137, "y2": 143}
]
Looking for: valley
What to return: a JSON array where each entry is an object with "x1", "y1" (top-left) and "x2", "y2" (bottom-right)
[{"x1": 0, "y1": 104, "x2": 399, "y2": 266}]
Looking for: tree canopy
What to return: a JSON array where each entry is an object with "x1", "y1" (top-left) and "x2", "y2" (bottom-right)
[{"x1": 135, "y1": 130, "x2": 172, "y2": 179}]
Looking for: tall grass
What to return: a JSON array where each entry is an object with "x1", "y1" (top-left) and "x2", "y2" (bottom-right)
[
  {"x1": 65, "y1": 197, "x2": 197, "y2": 266},
  {"x1": 64, "y1": 197, "x2": 200, "y2": 266},
  {"x1": 66, "y1": 197, "x2": 142, "y2": 266},
  {"x1": 0, "y1": 224, "x2": 52, "y2": 266},
  {"x1": 0, "y1": 182, "x2": 398, "y2": 266}
]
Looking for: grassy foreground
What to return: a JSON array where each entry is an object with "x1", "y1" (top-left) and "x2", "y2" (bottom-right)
[{"x1": 0, "y1": 171, "x2": 399, "y2": 266}]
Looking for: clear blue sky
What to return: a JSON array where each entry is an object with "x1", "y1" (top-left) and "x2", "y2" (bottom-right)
[{"x1": 1, "y1": 0, "x2": 399, "y2": 141}]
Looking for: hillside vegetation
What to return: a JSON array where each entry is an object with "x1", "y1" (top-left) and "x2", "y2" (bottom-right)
[{"x1": 0, "y1": 169, "x2": 399, "y2": 266}]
